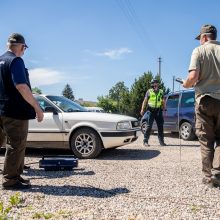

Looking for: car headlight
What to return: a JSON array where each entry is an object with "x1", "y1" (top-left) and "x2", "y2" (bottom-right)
[{"x1": 117, "y1": 121, "x2": 131, "y2": 130}]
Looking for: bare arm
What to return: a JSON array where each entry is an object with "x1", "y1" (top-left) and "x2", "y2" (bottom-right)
[
  {"x1": 183, "y1": 70, "x2": 200, "y2": 88},
  {"x1": 16, "y1": 84, "x2": 44, "y2": 122},
  {"x1": 140, "y1": 97, "x2": 148, "y2": 116}
]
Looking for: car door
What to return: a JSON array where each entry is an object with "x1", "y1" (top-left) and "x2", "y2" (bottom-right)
[
  {"x1": 179, "y1": 91, "x2": 195, "y2": 124},
  {"x1": 27, "y1": 96, "x2": 64, "y2": 148},
  {"x1": 163, "y1": 93, "x2": 180, "y2": 131}
]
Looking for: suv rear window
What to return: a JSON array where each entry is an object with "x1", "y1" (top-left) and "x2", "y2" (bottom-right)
[
  {"x1": 166, "y1": 94, "x2": 179, "y2": 108},
  {"x1": 181, "y1": 91, "x2": 195, "y2": 107}
]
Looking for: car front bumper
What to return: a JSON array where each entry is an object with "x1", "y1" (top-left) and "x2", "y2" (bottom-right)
[{"x1": 100, "y1": 129, "x2": 141, "y2": 148}]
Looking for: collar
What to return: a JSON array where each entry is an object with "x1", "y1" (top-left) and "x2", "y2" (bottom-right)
[{"x1": 204, "y1": 40, "x2": 220, "y2": 46}]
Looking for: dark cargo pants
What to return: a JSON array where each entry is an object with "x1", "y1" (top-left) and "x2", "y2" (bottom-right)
[
  {"x1": 0, "y1": 126, "x2": 6, "y2": 147},
  {"x1": 144, "y1": 109, "x2": 164, "y2": 144},
  {"x1": 0, "y1": 116, "x2": 28, "y2": 186},
  {"x1": 195, "y1": 96, "x2": 220, "y2": 178}
]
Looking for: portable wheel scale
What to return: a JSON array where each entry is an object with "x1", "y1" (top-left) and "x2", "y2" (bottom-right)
[{"x1": 39, "y1": 155, "x2": 78, "y2": 171}]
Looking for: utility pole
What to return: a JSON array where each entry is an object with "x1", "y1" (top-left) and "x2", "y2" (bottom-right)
[
  {"x1": 172, "y1": 76, "x2": 175, "y2": 92},
  {"x1": 158, "y1": 57, "x2": 162, "y2": 79}
]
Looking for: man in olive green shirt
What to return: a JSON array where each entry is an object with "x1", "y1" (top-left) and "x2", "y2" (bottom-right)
[{"x1": 183, "y1": 24, "x2": 220, "y2": 188}]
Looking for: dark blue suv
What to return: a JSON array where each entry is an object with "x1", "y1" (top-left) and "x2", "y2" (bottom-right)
[{"x1": 141, "y1": 89, "x2": 196, "y2": 140}]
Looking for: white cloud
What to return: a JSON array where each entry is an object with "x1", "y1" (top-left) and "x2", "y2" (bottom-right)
[
  {"x1": 29, "y1": 68, "x2": 63, "y2": 86},
  {"x1": 96, "y1": 48, "x2": 132, "y2": 59}
]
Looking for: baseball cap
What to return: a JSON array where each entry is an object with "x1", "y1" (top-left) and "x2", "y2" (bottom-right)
[
  {"x1": 151, "y1": 79, "x2": 159, "y2": 84},
  {"x1": 195, "y1": 24, "x2": 217, "y2": 40},
  {"x1": 8, "y1": 33, "x2": 28, "y2": 48}
]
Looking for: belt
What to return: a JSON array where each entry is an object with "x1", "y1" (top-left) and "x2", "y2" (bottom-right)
[{"x1": 148, "y1": 106, "x2": 161, "y2": 112}]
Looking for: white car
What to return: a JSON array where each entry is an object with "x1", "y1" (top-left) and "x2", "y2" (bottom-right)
[
  {"x1": 85, "y1": 107, "x2": 105, "y2": 113},
  {"x1": 27, "y1": 95, "x2": 141, "y2": 158}
]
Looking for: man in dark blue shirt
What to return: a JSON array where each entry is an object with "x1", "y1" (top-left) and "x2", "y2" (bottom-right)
[{"x1": 0, "y1": 33, "x2": 44, "y2": 190}]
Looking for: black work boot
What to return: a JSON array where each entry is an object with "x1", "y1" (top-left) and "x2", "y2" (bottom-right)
[
  {"x1": 24, "y1": 165, "x2": 30, "y2": 170},
  {"x1": 1, "y1": 181, "x2": 31, "y2": 190},
  {"x1": 202, "y1": 177, "x2": 216, "y2": 188},
  {"x1": 159, "y1": 140, "x2": 166, "y2": 146},
  {"x1": 143, "y1": 141, "x2": 150, "y2": 147},
  {"x1": 211, "y1": 175, "x2": 220, "y2": 187},
  {"x1": 18, "y1": 176, "x2": 31, "y2": 185}
]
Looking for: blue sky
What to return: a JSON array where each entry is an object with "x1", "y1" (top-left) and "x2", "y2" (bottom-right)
[{"x1": 1, "y1": 0, "x2": 220, "y2": 101}]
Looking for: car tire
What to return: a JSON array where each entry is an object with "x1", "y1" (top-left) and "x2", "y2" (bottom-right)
[
  {"x1": 141, "y1": 121, "x2": 147, "y2": 134},
  {"x1": 141, "y1": 121, "x2": 154, "y2": 134},
  {"x1": 179, "y1": 122, "x2": 196, "y2": 141},
  {"x1": 70, "y1": 128, "x2": 103, "y2": 159}
]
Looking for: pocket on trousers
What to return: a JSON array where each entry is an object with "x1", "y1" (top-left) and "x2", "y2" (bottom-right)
[{"x1": 195, "y1": 120, "x2": 202, "y2": 138}]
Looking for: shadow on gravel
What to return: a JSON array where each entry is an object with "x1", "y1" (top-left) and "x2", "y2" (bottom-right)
[
  {"x1": 28, "y1": 185, "x2": 129, "y2": 198},
  {"x1": 25, "y1": 148, "x2": 73, "y2": 157},
  {"x1": 23, "y1": 168, "x2": 95, "y2": 179},
  {"x1": 98, "y1": 149, "x2": 160, "y2": 160},
  {"x1": 166, "y1": 144, "x2": 200, "y2": 147},
  {"x1": 152, "y1": 132, "x2": 199, "y2": 140}
]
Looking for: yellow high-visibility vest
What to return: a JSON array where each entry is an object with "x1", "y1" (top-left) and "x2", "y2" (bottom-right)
[{"x1": 148, "y1": 89, "x2": 163, "y2": 108}]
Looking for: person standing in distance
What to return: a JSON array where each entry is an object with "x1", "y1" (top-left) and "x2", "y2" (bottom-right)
[
  {"x1": 140, "y1": 79, "x2": 166, "y2": 147},
  {"x1": 0, "y1": 33, "x2": 44, "y2": 190},
  {"x1": 183, "y1": 24, "x2": 220, "y2": 187}
]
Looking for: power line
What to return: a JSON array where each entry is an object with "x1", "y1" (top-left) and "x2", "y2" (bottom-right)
[{"x1": 116, "y1": 0, "x2": 160, "y2": 57}]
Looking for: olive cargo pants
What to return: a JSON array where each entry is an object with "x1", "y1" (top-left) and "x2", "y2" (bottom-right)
[
  {"x1": 195, "y1": 96, "x2": 220, "y2": 178},
  {"x1": 0, "y1": 116, "x2": 28, "y2": 186}
]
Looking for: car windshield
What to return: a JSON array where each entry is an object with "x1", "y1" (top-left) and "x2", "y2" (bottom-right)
[{"x1": 46, "y1": 95, "x2": 87, "y2": 112}]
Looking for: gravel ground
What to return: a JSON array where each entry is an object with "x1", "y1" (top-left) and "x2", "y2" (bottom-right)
[{"x1": 1, "y1": 133, "x2": 220, "y2": 220}]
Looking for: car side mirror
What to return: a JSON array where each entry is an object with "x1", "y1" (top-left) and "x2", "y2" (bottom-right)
[{"x1": 44, "y1": 106, "x2": 58, "y2": 115}]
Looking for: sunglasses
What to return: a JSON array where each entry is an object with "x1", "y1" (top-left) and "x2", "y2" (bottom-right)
[{"x1": 22, "y1": 44, "x2": 28, "y2": 50}]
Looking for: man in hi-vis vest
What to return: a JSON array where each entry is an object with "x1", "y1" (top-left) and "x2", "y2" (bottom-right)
[{"x1": 140, "y1": 79, "x2": 166, "y2": 147}]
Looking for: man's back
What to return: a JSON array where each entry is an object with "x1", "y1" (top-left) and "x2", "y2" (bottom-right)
[{"x1": 190, "y1": 41, "x2": 220, "y2": 97}]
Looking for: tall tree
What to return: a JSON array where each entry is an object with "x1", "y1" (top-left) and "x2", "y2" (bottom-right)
[
  {"x1": 129, "y1": 72, "x2": 153, "y2": 117},
  {"x1": 97, "y1": 72, "x2": 170, "y2": 117},
  {"x1": 62, "y1": 84, "x2": 75, "y2": 101},
  {"x1": 109, "y1": 81, "x2": 129, "y2": 113},
  {"x1": 97, "y1": 95, "x2": 117, "y2": 113}
]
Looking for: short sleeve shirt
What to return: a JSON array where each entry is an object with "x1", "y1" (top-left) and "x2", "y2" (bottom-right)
[
  {"x1": 10, "y1": 57, "x2": 27, "y2": 86},
  {"x1": 188, "y1": 40, "x2": 220, "y2": 103}
]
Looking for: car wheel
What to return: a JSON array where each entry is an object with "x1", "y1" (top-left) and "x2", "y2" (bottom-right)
[
  {"x1": 70, "y1": 128, "x2": 103, "y2": 159},
  {"x1": 141, "y1": 121, "x2": 154, "y2": 134},
  {"x1": 179, "y1": 122, "x2": 196, "y2": 141},
  {"x1": 141, "y1": 121, "x2": 147, "y2": 134}
]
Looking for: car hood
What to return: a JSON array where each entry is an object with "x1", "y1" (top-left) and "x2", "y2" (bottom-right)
[{"x1": 62, "y1": 112, "x2": 137, "y2": 122}]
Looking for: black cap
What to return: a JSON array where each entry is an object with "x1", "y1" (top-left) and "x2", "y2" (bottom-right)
[
  {"x1": 151, "y1": 79, "x2": 159, "y2": 84},
  {"x1": 8, "y1": 33, "x2": 28, "y2": 48},
  {"x1": 195, "y1": 24, "x2": 217, "y2": 40}
]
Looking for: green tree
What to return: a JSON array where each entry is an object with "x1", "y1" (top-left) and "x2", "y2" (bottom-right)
[
  {"x1": 32, "y1": 87, "x2": 42, "y2": 94},
  {"x1": 109, "y1": 81, "x2": 129, "y2": 113},
  {"x1": 97, "y1": 72, "x2": 170, "y2": 117},
  {"x1": 129, "y1": 71, "x2": 154, "y2": 117},
  {"x1": 62, "y1": 84, "x2": 75, "y2": 101},
  {"x1": 118, "y1": 89, "x2": 131, "y2": 115},
  {"x1": 97, "y1": 95, "x2": 117, "y2": 113}
]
